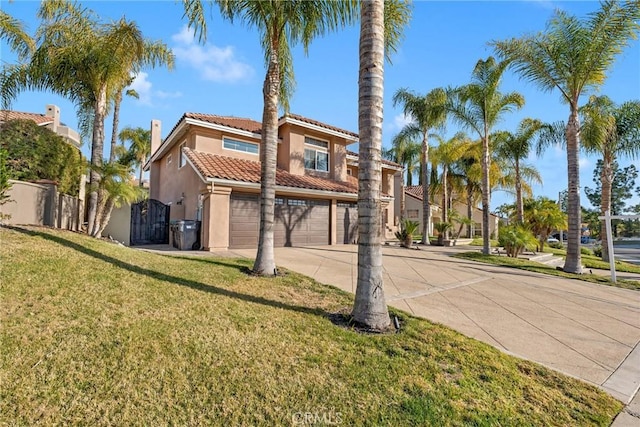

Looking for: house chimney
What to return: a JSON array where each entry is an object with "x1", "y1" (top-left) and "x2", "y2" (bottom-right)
[
  {"x1": 45, "y1": 104, "x2": 60, "y2": 131},
  {"x1": 150, "y1": 119, "x2": 161, "y2": 156}
]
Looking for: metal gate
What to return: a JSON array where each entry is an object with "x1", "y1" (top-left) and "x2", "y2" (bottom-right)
[{"x1": 130, "y1": 199, "x2": 170, "y2": 245}]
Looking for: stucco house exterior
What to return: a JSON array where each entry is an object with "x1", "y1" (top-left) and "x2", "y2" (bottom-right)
[
  {"x1": 146, "y1": 113, "x2": 401, "y2": 250},
  {"x1": 395, "y1": 185, "x2": 500, "y2": 239}
]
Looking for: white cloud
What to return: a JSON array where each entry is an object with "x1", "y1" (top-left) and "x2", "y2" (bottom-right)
[
  {"x1": 130, "y1": 72, "x2": 153, "y2": 106},
  {"x1": 171, "y1": 25, "x2": 254, "y2": 83},
  {"x1": 579, "y1": 157, "x2": 590, "y2": 168},
  {"x1": 391, "y1": 113, "x2": 413, "y2": 131},
  {"x1": 156, "y1": 90, "x2": 183, "y2": 99}
]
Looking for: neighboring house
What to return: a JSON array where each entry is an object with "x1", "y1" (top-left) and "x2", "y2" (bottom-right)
[
  {"x1": 0, "y1": 104, "x2": 82, "y2": 149},
  {"x1": 396, "y1": 185, "x2": 499, "y2": 239},
  {"x1": 146, "y1": 113, "x2": 401, "y2": 250}
]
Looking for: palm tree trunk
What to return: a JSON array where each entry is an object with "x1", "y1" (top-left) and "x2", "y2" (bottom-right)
[
  {"x1": 599, "y1": 152, "x2": 613, "y2": 262},
  {"x1": 96, "y1": 196, "x2": 116, "y2": 237},
  {"x1": 87, "y1": 85, "x2": 107, "y2": 236},
  {"x1": 400, "y1": 174, "x2": 406, "y2": 221},
  {"x1": 421, "y1": 134, "x2": 431, "y2": 245},
  {"x1": 109, "y1": 90, "x2": 123, "y2": 163},
  {"x1": 515, "y1": 160, "x2": 523, "y2": 224},
  {"x1": 466, "y1": 183, "x2": 473, "y2": 238},
  {"x1": 481, "y1": 131, "x2": 491, "y2": 255},
  {"x1": 352, "y1": 0, "x2": 390, "y2": 331},
  {"x1": 442, "y1": 165, "x2": 448, "y2": 239},
  {"x1": 563, "y1": 105, "x2": 583, "y2": 273},
  {"x1": 252, "y1": 39, "x2": 279, "y2": 276}
]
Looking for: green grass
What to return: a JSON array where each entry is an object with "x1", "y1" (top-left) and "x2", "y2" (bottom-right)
[
  {"x1": 1, "y1": 226, "x2": 624, "y2": 425},
  {"x1": 542, "y1": 247, "x2": 640, "y2": 274},
  {"x1": 469, "y1": 238, "x2": 500, "y2": 247},
  {"x1": 454, "y1": 252, "x2": 640, "y2": 291}
]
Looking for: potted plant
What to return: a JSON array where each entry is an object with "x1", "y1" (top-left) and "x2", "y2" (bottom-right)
[
  {"x1": 395, "y1": 219, "x2": 419, "y2": 248},
  {"x1": 434, "y1": 221, "x2": 453, "y2": 246}
]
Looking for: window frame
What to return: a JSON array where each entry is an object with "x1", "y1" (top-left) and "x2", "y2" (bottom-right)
[
  {"x1": 179, "y1": 141, "x2": 186, "y2": 168},
  {"x1": 166, "y1": 153, "x2": 172, "y2": 167},
  {"x1": 222, "y1": 137, "x2": 259, "y2": 155},
  {"x1": 303, "y1": 136, "x2": 330, "y2": 172}
]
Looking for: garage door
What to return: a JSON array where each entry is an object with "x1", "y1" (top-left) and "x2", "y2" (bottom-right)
[
  {"x1": 274, "y1": 198, "x2": 329, "y2": 247},
  {"x1": 336, "y1": 202, "x2": 358, "y2": 244},
  {"x1": 229, "y1": 194, "x2": 329, "y2": 248},
  {"x1": 229, "y1": 194, "x2": 260, "y2": 248}
]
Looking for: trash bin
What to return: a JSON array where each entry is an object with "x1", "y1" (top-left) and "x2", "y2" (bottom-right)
[{"x1": 172, "y1": 220, "x2": 201, "y2": 250}]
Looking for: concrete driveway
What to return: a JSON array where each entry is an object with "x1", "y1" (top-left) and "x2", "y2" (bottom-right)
[{"x1": 227, "y1": 244, "x2": 640, "y2": 404}]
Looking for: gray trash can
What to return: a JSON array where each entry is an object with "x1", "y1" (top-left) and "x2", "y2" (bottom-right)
[{"x1": 173, "y1": 220, "x2": 201, "y2": 250}]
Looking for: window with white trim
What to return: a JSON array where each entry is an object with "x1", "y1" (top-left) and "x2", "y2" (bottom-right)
[
  {"x1": 223, "y1": 137, "x2": 259, "y2": 155},
  {"x1": 179, "y1": 141, "x2": 186, "y2": 168},
  {"x1": 304, "y1": 136, "x2": 329, "y2": 172}
]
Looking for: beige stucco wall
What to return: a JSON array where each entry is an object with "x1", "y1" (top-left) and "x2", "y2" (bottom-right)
[
  {"x1": 102, "y1": 203, "x2": 132, "y2": 245},
  {"x1": 193, "y1": 128, "x2": 261, "y2": 162}
]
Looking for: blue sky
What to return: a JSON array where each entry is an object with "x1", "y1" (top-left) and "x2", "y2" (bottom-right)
[{"x1": 1, "y1": 0, "x2": 639, "y2": 211}]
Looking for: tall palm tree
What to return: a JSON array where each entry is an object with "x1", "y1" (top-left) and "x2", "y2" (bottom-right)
[
  {"x1": 183, "y1": 0, "x2": 358, "y2": 276},
  {"x1": 581, "y1": 96, "x2": 640, "y2": 261},
  {"x1": 383, "y1": 133, "x2": 420, "y2": 220},
  {"x1": 431, "y1": 132, "x2": 471, "y2": 239},
  {"x1": 109, "y1": 84, "x2": 139, "y2": 163},
  {"x1": 392, "y1": 87, "x2": 447, "y2": 244},
  {"x1": 451, "y1": 141, "x2": 482, "y2": 237},
  {"x1": 1, "y1": 1, "x2": 173, "y2": 237},
  {"x1": 448, "y1": 57, "x2": 525, "y2": 254},
  {"x1": 0, "y1": 11, "x2": 34, "y2": 60},
  {"x1": 119, "y1": 126, "x2": 151, "y2": 187},
  {"x1": 494, "y1": 118, "x2": 544, "y2": 224},
  {"x1": 492, "y1": 0, "x2": 640, "y2": 273}
]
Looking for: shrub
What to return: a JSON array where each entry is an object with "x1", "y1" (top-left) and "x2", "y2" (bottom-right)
[
  {"x1": 549, "y1": 241, "x2": 564, "y2": 249},
  {"x1": 580, "y1": 247, "x2": 593, "y2": 256},
  {"x1": 498, "y1": 225, "x2": 537, "y2": 257},
  {"x1": 395, "y1": 219, "x2": 419, "y2": 248},
  {"x1": 433, "y1": 222, "x2": 453, "y2": 245},
  {"x1": 593, "y1": 245, "x2": 603, "y2": 258}
]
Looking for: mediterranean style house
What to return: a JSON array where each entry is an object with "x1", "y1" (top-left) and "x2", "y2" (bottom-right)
[
  {"x1": 146, "y1": 113, "x2": 401, "y2": 250},
  {"x1": 394, "y1": 184, "x2": 500, "y2": 239}
]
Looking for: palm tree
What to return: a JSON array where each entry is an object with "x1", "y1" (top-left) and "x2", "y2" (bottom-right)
[
  {"x1": 1, "y1": 1, "x2": 173, "y2": 237},
  {"x1": 492, "y1": 0, "x2": 640, "y2": 273},
  {"x1": 119, "y1": 126, "x2": 151, "y2": 187},
  {"x1": 183, "y1": 0, "x2": 358, "y2": 276},
  {"x1": 494, "y1": 118, "x2": 544, "y2": 224},
  {"x1": 109, "y1": 84, "x2": 139, "y2": 163},
  {"x1": 0, "y1": 11, "x2": 34, "y2": 60},
  {"x1": 451, "y1": 141, "x2": 482, "y2": 237},
  {"x1": 431, "y1": 132, "x2": 471, "y2": 239},
  {"x1": 448, "y1": 57, "x2": 525, "y2": 254},
  {"x1": 392, "y1": 87, "x2": 447, "y2": 244},
  {"x1": 581, "y1": 96, "x2": 640, "y2": 261},
  {"x1": 383, "y1": 133, "x2": 420, "y2": 220},
  {"x1": 523, "y1": 197, "x2": 567, "y2": 252}
]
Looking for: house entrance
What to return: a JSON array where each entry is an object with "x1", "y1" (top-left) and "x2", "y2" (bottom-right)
[{"x1": 130, "y1": 199, "x2": 170, "y2": 245}]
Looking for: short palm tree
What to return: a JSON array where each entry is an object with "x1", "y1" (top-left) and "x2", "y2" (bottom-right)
[
  {"x1": 392, "y1": 87, "x2": 447, "y2": 244},
  {"x1": 494, "y1": 118, "x2": 544, "y2": 224},
  {"x1": 492, "y1": 0, "x2": 640, "y2": 273},
  {"x1": 581, "y1": 96, "x2": 640, "y2": 261},
  {"x1": 383, "y1": 133, "x2": 421, "y2": 220},
  {"x1": 119, "y1": 126, "x2": 151, "y2": 187},
  {"x1": 431, "y1": 132, "x2": 471, "y2": 239},
  {"x1": 448, "y1": 57, "x2": 525, "y2": 254},
  {"x1": 183, "y1": 0, "x2": 358, "y2": 276}
]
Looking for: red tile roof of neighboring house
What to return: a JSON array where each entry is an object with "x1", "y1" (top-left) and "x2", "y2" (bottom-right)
[
  {"x1": 346, "y1": 150, "x2": 402, "y2": 169},
  {"x1": 0, "y1": 110, "x2": 53, "y2": 125},
  {"x1": 184, "y1": 148, "x2": 360, "y2": 195},
  {"x1": 282, "y1": 113, "x2": 359, "y2": 139},
  {"x1": 184, "y1": 112, "x2": 263, "y2": 134},
  {"x1": 405, "y1": 185, "x2": 424, "y2": 200}
]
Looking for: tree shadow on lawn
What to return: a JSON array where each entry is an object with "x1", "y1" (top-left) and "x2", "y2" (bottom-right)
[{"x1": 9, "y1": 226, "x2": 330, "y2": 318}]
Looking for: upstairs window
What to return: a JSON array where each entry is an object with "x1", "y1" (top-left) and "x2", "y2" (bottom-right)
[
  {"x1": 304, "y1": 136, "x2": 329, "y2": 172},
  {"x1": 179, "y1": 141, "x2": 186, "y2": 168},
  {"x1": 223, "y1": 137, "x2": 259, "y2": 155}
]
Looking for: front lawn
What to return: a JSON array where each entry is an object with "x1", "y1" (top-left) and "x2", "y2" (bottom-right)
[{"x1": 1, "y1": 226, "x2": 623, "y2": 425}]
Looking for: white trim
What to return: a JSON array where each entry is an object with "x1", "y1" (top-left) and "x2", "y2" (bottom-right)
[
  {"x1": 222, "y1": 136, "x2": 259, "y2": 156},
  {"x1": 304, "y1": 135, "x2": 330, "y2": 172},
  {"x1": 186, "y1": 117, "x2": 261, "y2": 140},
  {"x1": 279, "y1": 116, "x2": 358, "y2": 142},
  {"x1": 178, "y1": 141, "x2": 187, "y2": 168},
  {"x1": 346, "y1": 153, "x2": 403, "y2": 171}
]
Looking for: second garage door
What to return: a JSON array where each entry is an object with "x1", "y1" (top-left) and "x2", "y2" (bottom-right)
[
  {"x1": 336, "y1": 202, "x2": 358, "y2": 244},
  {"x1": 229, "y1": 194, "x2": 330, "y2": 248}
]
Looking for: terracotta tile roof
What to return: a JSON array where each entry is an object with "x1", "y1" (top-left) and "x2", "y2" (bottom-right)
[
  {"x1": 0, "y1": 110, "x2": 52, "y2": 125},
  {"x1": 184, "y1": 148, "x2": 359, "y2": 194},
  {"x1": 282, "y1": 113, "x2": 359, "y2": 139},
  {"x1": 185, "y1": 112, "x2": 262, "y2": 134},
  {"x1": 346, "y1": 150, "x2": 402, "y2": 169},
  {"x1": 405, "y1": 185, "x2": 424, "y2": 200}
]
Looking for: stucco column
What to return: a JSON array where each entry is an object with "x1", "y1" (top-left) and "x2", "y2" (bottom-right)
[
  {"x1": 330, "y1": 199, "x2": 337, "y2": 245},
  {"x1": 203, "y1": 186, "x2": 232, "y2": 250}
]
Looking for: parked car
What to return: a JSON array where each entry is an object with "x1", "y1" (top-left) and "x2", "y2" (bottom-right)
[{"x1": 547, "y1": 237, "x2": 559, "y2": 243}]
